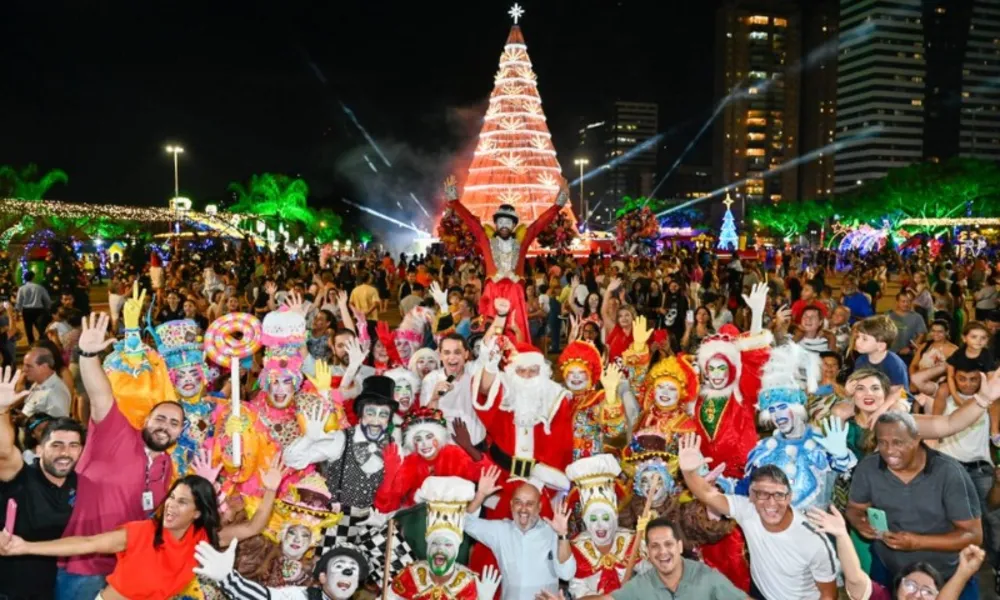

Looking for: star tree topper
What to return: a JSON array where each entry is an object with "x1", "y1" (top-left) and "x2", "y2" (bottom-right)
[{"x1": 509, "y1": 3, "x2": 525, "y2": 24}]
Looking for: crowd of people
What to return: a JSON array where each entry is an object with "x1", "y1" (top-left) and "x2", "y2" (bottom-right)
[{"x1": 1, "y1": 184, "x2": 1000, "y2": 600}]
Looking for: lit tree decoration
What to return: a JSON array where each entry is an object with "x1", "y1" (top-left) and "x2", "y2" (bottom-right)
[
  {"x1": 717, "y1": 193, "x2": 739, "y2": 251},
  {"x1": 457, "y1": 5, "x2": 577, "y2": 228}
]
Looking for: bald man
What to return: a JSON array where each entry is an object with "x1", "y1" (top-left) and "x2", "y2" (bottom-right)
[
  {"x1": 22, "y1": 346, "x2": 71, "y2": 418},
  {"x1": 464, "y1": 470, "x2": 575, "y2": 600}
]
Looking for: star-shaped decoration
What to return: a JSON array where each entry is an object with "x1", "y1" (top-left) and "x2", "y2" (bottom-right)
[
  {"x1": 509, "y1": 3, "x2": 525, "y2": 24},
  {"x1": 723, "y1": 193, "x2": 734, "y2": 209}
]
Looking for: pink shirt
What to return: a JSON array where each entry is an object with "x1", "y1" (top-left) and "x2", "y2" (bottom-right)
[{"x1": 60, "y1": 403, "x2": 172, "y2": 576}]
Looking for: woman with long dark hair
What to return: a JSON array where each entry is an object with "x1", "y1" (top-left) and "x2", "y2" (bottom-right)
[{"x1": 0, "y1": 463, "x2": 282, "y2": 600}]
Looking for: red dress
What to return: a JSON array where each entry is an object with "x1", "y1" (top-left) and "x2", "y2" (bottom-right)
[{"x1": 451, "y1": 200, "x2": 561, "y2": 338}]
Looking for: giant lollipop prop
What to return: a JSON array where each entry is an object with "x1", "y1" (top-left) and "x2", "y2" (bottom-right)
[{"x1": 204, "y1": 313, "x2": 263, "y2": 467}]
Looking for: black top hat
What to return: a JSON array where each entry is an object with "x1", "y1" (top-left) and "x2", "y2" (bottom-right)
[
  {"x1": 313, "y1": 544, "x2": 371, "y2": 581},
  {"x1": 353, "y1": 375, "x2": 399, "y2": 415},
  {"x1": 493, "y1": 204, "x2": 520, "y2": 226}
]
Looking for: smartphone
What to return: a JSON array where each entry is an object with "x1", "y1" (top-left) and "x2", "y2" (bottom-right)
[
  {"x1": 866, "y1": 507, "x2": 889, "y2": 534},
  {"x1": 685, "y1": 310, "x2": 694, "y2": 323}
]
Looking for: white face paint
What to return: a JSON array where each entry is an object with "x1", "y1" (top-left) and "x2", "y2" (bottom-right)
[
  {"x1": 173, "y1": 365, "x2": 203, "y2": 399},
  {"x1": 394, "y1": 382, "x2": 414, "y2": 412},
  {"x1": 361, "y1": 405, "x2": 392, "y2": 441},
  {"x1": 412, "y1": 430, "x2": 441, "y2": 459},
  {"x1": 416, "y1": 357, "x2": 437, "y2": 378},
  {"x1": 639, "y1": 470, "x2": 668, "y2": 504},
  {"x1": 705, "y1": 357, "x2": 731, "y2": 390},
  {"x1": 653, "y1": 379, "x2": 680, "y2": 409},
  {"x1": 323, "y1": 556, "x2": 361, "y2": 600},
  {"x1": 426, "y1": 532, "x2": 459, "y2": 577},
  {"x1": 768, "y1": 403, "x2": 796, "y2": 434},
  {"x1": 495, "y1": 216, "x2": 515, "y2": 232},
  {"x1": 268, "y1": 376, "x2": 296, "y2": 409},
  {"x1": 281, "y1": 524, "x2": 311, "y2": 561},
  {"x1": 583, "y1": 505, "x2": 618, "y2": 546},
  {"x1": 395, "y1": 337, "x2": 414, "y2": 363},
  {"x1": 564, "y1": 365, "x2": 590, "y2": 392}
]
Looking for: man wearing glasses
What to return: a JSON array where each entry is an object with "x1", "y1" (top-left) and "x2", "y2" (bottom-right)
[{"x1": 678, "y1": 433, "x2": 839, "y2": 600}]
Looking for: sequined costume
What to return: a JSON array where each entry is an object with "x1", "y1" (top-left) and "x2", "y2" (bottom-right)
[
  {"x1": 569, "y1": 532, "x2": 640, "y2": 597},
  {"x1": 633, "y1": 355, "x2": 700, "y2": 451},
  {"x1": 745, "y1": 428, "x2": 855, "y2": 510},
  {"x1": 558, "y1": 341, "x2": 628, "y2": 461}
]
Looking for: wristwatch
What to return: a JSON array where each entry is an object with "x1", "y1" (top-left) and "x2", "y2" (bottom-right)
[
  {"x1": 558, "y1": 534, "x2": 569, "y2": 541},
  {"x1": 79, "y1": 349, "x2": 103, "y2": 358}
]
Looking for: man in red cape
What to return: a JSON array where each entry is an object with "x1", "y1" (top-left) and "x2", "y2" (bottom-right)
[
  {"x1": 692, "y1": 283, "x2": 772, "y2": 592},
  {"x1": 443, "y1": 176, "x2": 567, "y2": 340}
]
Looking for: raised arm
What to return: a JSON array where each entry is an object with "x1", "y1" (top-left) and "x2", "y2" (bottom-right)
[
  {"x1": 219, "y1": 455, "x2": 283, "y2": 546},
  {"x1": 808, "y1": 507, "x2": 870, "y2": 600},
  {"x1": 915, "y1": 390, "x2": 991, "y2": 439},
  {"x1": 677, "y1": 433, "x2": 732, "y2": 518},
  {"x1": 77, "y1": 312, "x2": 118, "y2": 423},
  {"x1": 444, "y1": 177, "x2": 490, "y2": 254},
  {"x1": 0, "y1": 528, "x2": 126, "y2": 558},
  {"x1": 0, "y1": 367, "x2": 29, "y2": 481}
]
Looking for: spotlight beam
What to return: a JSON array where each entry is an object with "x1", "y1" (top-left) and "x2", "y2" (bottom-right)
[{"x1": 341, "y1": 198, "x2": 430, "y2": 235}]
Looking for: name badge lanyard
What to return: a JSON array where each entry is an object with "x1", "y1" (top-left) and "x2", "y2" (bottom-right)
[{"x1": 143, "y1": 456, "x2": 167, "y2": 514}]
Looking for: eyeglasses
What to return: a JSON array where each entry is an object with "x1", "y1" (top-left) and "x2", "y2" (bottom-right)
[
  {"x1": 900, "y1": 577, "x2": 938, "y2": 599},
  {"x1": 749, "y1": 489, "x2": 790, "y2": 502}
]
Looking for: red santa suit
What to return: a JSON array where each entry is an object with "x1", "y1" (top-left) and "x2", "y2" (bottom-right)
[
  {"x1": 692, "y1": 324, "x2": 772, "y2": 593},
  {"x1": 449, "y1": 199, "x2": 561, "y2": 339},
  {"x1": 390, "y1": 564, "x2": 480, "y2": 600}
]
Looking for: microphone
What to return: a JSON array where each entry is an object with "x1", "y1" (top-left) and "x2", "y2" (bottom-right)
[{"x1": 438, "y1": 373, "x2": 456, "y2": 397}]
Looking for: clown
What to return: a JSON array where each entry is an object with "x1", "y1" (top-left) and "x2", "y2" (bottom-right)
[
  {"x1": 253, "y1": 309, "x2": 342, "y2": 448},
  {"x1": 152, "y1": 318, "x2": 219, "y2": 474},
  {"x1": 633, "y1": 355, "x2": 699, "y2": 449},
  {"x1": 103, "y1": 284, "x2": 177, "y2": 430},
  {"x1": 394, "y1": 306, "x2": 436, "y2": 366},
  {"x1": 618, "y1": 432, "x2": 735, "y2": 571},
  {"x1": 390, "y1": 477, "x2": 502, "y2": 600},
  {"x1": 236, "y1": 473, "x2": 341, "y2": 587},
  {"x1": 557, "y1": 341, "x2": 628, "y2": 461},
  {"x1": 285, "y1": 375, "x2": 403, "y2": 552},
  {"x1": 444, "y1": 175, "x2": 568, "y2": 339},
  {"x1": 194, "y1": 541, "x2": 372, "y2": 600},
  {"x1": 473, "y1": 339, "x2": 575, "y2": 517},
  {"x1": 409, "y1": 347, "x2": 441, "y2": 381},
  {"x1": 386, "y1": 366, "x2": 421, "y2": 430},
  {"x1": 374, "y1": 406, "x2": 492, "y2": 513},
  {"x1": 744, "y1": 342, "x2": 855, "y2": 510},
  {"x1": 566, "y1": 454, "x2": 640, "y2": 597}
]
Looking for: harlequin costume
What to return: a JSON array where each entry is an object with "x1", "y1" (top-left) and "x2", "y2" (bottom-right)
[
  {"x1": 374, "y1": 407, "x2": 492, "y2": 513},
  {"x1": 557, "y1": 341, "x2": 627, "y2": 461},
  {"x1": 633, "y1": 355, "x2": 699, "y2": 450},
  {"x1": 152, "y1": 318, "x2": 220, "y2": 475},
  {"x1": 448, "y1": 189, "x2": 563, "y2": 339},
  {"x1": 692, "y1": 324, "x2": 771, "y2": 593},
  {"x1": 565, "y1": 454, "x2": 639, "y2": 597},
  {"x1": 390, "y1": 477, "x2": 481, "y2": 600}
]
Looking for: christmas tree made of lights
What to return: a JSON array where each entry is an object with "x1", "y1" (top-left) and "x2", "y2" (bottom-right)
[
  {"x1": 717, "y1": 193, "x2": 739, "y2": 251},
  {"x1": 458, "y1": 4, "x2": 576, "y2": 227}
]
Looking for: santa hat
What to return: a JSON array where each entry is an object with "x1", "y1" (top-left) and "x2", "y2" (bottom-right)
[
  {"x1": 415, "y1": 476, "x2": 477, "y2": 541},
  {"x1": 757, "y1": 341, "x2": 819, "y2": 413},
  {"x1": 508, "y1": 341, "x2": 546, "y2": 369},
  {"x1": 695, "y1": 324, "x2": 742, "y2": 374},
  {"x1": 557, "y1": 341, "x2": 602, "y2": 382},
  {"x1": 566, "y1": 454, "x2": 623, "y2": 516},
  {"x1": 401, "y1": 406, "x2": 449, "y2": 451}
]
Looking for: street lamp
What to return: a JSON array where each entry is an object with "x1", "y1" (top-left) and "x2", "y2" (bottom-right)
[
  {"x1": 573, "y1": 157, "x2": 590, "y2": 228},
  {"x1": 165, "y1": 145, "x2": 185, "y2": 200}
]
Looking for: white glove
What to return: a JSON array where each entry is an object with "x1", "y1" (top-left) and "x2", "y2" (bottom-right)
[
  {"x1": 477, "y1": 565, "x2": 502, "y2": 600},
  {"x1": 556, "y1": 186, "x2": 569, "y2": 207},
  {"x1": 360, "y1": 508, "x2": 390, "y2": 529},
  {"x1": 303, "y1": 404, "x2": 330, "y2": 441},
  {"x1": 193, "y1": 540, "x2": 237, "y2": 583},
  {"x1": 482, "y1": 336, "x2": 503, "y2": 374},
  {"x1": 444, "y1": 176, "x2": 459, "y2": 202},
  {"x1": 430, "y1": 281, "x2": 449, "y2": 310}
]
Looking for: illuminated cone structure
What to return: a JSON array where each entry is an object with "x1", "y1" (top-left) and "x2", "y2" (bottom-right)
[{"x1": 459, "y1": 25, "x2": 577, "y2": 228}]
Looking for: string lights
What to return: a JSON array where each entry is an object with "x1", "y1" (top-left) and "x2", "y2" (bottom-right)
[{"x1": 899, "y1": 218, "x2": 1000, "y2": 227}]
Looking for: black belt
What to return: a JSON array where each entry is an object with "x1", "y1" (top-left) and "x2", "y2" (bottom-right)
[
  {"x1": 488, "y1": 444, "x2": 536, "y2": 479},
  {"x1": 960, "y1": 460, "x2": 993, "y2": 470}
]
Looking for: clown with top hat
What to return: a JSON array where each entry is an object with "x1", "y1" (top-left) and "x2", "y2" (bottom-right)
[
  {"x1": 557, "y1": 341, "x2": 629, "y2": 462},
  {"x1": 390, "y1": 477, "x2": 501, "y2": 600},
  {"x1": 443, "y1": 175, "x2": 568, "y2": 341},
  {"x1": 565, "y1": 454, "x2": 642, "y2": 597}
]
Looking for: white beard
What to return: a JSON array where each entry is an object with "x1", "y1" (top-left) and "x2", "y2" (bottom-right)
[{"x1": 500, "y1": 371, "x2": 566, "y2": 433}]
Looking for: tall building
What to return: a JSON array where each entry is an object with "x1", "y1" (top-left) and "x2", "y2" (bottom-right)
[
  {"x1": 833, "y1": 0, "x2": 1000, "y2": 192},
  {"x1": 798, "y1": 0, "x2": 839, "y2": 199},
  {"x1": 574, "y1": 101, "x2": 659, "y2": 217},
  {"x1": 714, "y1": 0, "x2": 803, "y2": 218},
  {"x1": 834, "y1": 1, "x2": 927, "y2": 192}
]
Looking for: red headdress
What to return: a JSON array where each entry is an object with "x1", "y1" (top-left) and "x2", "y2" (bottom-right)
[{"x1": 557, "y1": 340, "x2": 602, "y2": 382}]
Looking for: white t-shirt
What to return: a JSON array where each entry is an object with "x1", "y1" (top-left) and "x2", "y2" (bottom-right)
[
  {"x1": 938, "y1": 394, "x2": 991, "y2": 463},
  {"x1": 725, "y1": 494, "x2": 839, "y2": 600},
  {"x1": 420, "y1": 366, "x2": 486, "y2": 446}
]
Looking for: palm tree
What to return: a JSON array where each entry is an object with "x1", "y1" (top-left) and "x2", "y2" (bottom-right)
[
  {"x1": 227, "y1": 173, "x2": 317, "y2": 232},
  {"x1": 0, "y1": 164, "x2": 68, "y2": 199}
]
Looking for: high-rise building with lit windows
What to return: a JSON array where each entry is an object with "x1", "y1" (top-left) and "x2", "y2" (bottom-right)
[
  {"x1": 834, "y1": 0, "x2": 927, "y2": 192},
  {"x1": 714, "y1": 0, "x2": 802, "y2": 218},
  {"x1": 798, "y1": 0, "x2": 839, "y2": 199}
]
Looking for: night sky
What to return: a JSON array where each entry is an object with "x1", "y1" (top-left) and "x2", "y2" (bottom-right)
[{"x1": 0, "y1": 0, "x2": 719, "y2": 228}]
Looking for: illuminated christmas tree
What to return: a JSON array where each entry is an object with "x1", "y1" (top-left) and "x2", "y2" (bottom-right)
[
  {"x1": 717, "y1": 193, "x2": 738, "y2": 251},
  {"x1": 458, "y1": 4, "x2": 576, "y2": 228}
]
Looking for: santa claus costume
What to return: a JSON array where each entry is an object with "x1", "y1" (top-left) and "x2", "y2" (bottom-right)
[{"x1": 444, "y1": 177, "x2": 566, "y2": 339}]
